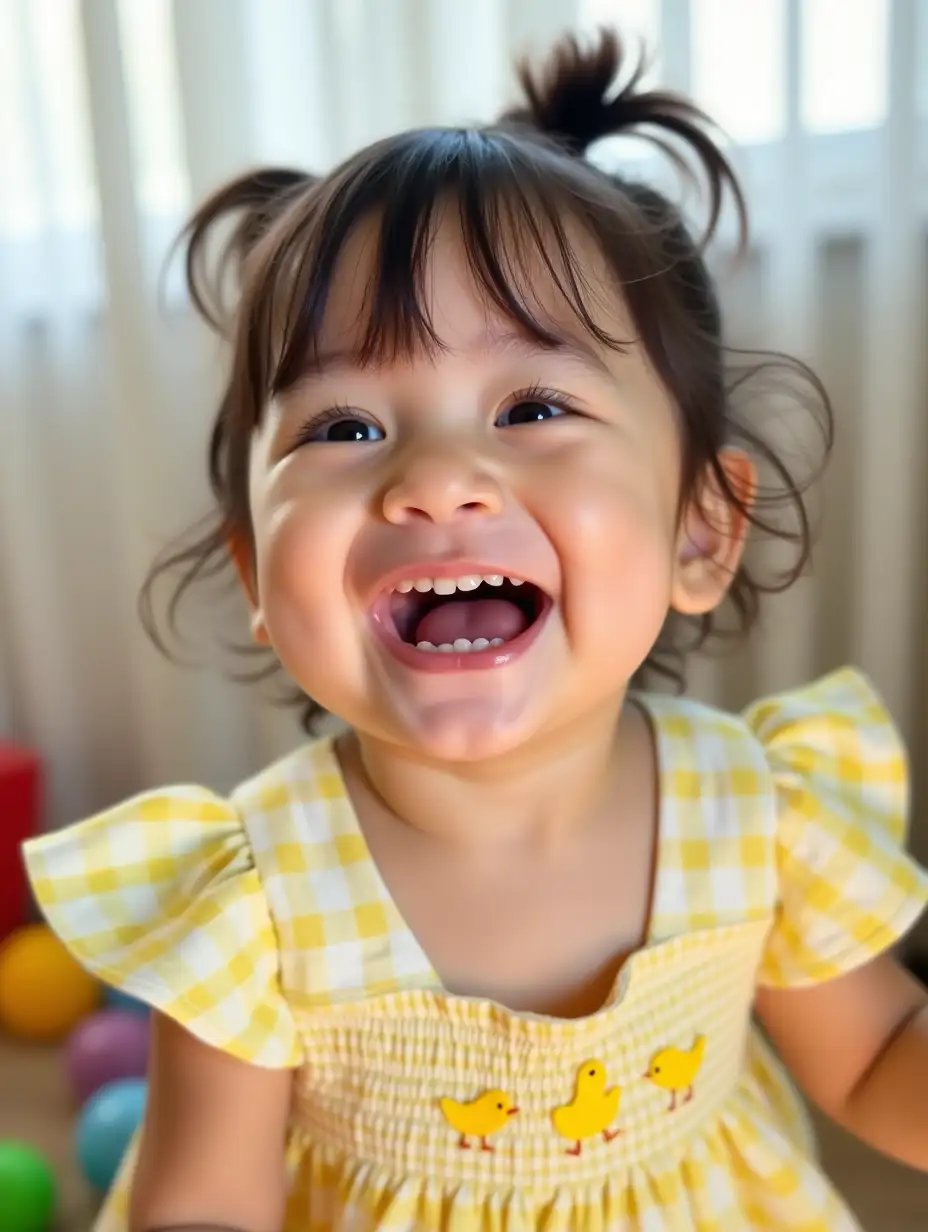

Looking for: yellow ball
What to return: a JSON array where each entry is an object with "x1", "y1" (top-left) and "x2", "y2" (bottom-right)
[{"x1": 0, "y1": 924, "x2": 102, "y2": 1042}]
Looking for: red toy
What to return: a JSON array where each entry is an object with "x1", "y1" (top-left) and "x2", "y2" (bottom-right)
[{"x1": 0, "y1": 743, "x2": 41, "y2": 941}]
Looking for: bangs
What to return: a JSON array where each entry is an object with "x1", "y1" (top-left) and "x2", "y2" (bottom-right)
[{"x1": 243, "y1": 128, "x2": 655, "y2": 404}]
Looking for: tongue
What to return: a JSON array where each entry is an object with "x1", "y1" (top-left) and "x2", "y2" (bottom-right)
[{"x1": 415, "y1": 598, "x2": 529, "y2": 646}]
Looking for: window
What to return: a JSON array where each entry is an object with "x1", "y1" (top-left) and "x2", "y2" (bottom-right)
[
  {"x1": 801, "y1": 0, "x2": 888, "y2": 134},
  {"x1": 580, "y1": 0, "x2": 891, "y2": 141},
  {"x1": 0, "y1": 0, "x2": 914, "y2": 251},
  {"x1": 0, "y1": 0, "x2": 95, "y2": 238},
  {"x1": 118, "y1": 0, "x2": 187, "y2": 216},
  {"x1": 691, "y1": 0, "x2": 786, "y2": 142}
]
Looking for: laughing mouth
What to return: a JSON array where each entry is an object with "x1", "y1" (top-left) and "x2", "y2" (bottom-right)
[{"x1": 381, "y1": 572, "x2": 548, "y2": 654}]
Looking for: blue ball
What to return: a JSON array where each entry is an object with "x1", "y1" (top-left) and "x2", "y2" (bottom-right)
[
  {"x1": 75, "y1": 1078, "x2": 147, "y2": 1191},
  {"x1": 104, "y1": 988, "x2": 149, "y2": 1017}
]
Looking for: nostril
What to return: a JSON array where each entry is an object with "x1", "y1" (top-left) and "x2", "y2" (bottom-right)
[
  {"x1": 381, "y1": 476, "x2": 502, "y2": 525},
  {"x1": 395, "y1": 500, "x2": 489, "y2": 523}
]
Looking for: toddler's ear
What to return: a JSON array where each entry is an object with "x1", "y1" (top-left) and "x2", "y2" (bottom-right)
[
  {"x1": 227, "y1": 528, "x2": 271, "y2": 646},
  {"x1": 671, "y1": 450, "x2": 756, "y2": 616}
]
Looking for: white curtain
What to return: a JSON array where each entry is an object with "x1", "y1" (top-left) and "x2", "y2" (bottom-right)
[{"x1": 2, "y1": 1, "x2": 927, "y2": 923}]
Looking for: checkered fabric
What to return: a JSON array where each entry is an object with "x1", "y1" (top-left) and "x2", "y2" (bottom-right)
[
  {"x1": 24, "y1": 787, "x2": 303, "y2": 1068},
  {"x1": 22, "y1": 668, "x2": 928, "y2": 1231},
  {"x1": 746, "y1": 672, "x2": 923, "y2": 986}
]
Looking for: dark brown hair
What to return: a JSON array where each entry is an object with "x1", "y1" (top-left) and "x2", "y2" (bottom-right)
[{"x1": 142, "y1": 30, "x2": 832, "y2": 731}]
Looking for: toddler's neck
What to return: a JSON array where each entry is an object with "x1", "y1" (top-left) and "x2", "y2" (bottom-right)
[{"x1": 337, "y1": 694, "x2": 636, "y2": 852}]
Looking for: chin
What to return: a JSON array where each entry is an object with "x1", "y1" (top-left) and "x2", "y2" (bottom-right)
[{"x1": 385, "y1": 699, "x2": 549, "y2": 764}]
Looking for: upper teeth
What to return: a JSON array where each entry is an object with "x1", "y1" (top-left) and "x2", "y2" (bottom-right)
[{"x1": 392, "y1": 574, "x2": 524, "y2": 594}]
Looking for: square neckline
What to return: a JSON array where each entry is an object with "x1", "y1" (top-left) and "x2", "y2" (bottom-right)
[{"x1": 311, "y1": 693, "x2": 675, "y2": 1023}]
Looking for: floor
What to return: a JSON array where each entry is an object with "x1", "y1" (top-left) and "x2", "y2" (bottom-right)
[{"x1": 1, "y1": 1036, "x2": 926, "y2": 1231}]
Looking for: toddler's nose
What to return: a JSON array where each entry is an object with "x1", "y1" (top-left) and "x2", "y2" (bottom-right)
[{"x1": 380, "y1": 447, "x2": 504, "y2": 524}]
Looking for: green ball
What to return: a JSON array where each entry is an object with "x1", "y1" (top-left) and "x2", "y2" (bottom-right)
[{"x1": 0, "y1": 1142, "x2": 56, "y2": 1232}]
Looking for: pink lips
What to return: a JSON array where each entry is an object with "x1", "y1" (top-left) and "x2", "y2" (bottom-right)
[{"x1": 370, "y1": 597, "x2": 552, "y2": 673}]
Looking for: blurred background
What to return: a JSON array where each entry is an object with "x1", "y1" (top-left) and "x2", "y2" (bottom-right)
[
  {"x1": 1, "y1": 3, "x2": 928, "y2": 1226},
  {"x1": 0, "y1": 0, "x2": 927, "y2": 942}
]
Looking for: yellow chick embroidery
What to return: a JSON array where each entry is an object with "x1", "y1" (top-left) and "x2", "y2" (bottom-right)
[
  {"x1": 439, "y1": 1089, "x2": 519, "y2": 1152},
  {"x1": 644, "y1": 1034, "x2": 706, "y2": 1112},
  {"x1": 551, "y1": 1060, "x2": 622, "y2": 1156}
]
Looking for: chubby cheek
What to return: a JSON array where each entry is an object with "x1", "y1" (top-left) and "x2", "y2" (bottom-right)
[
  {"x1": 540, "y1": 449, "x2": 678, "y2": 674},
  {"x1": 251, "y1": 486, "x2": 367, "y2": 702}
]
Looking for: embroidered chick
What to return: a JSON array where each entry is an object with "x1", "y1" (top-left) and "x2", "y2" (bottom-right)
[
  {"x1": 552, "y1": 1060, "x2": 622, "y2": 1156},
  {"x1": 644, "y1": 1035, "x2": 706, "y2": 1111},
  {"x1": 439, "y1": 1089, "x2": 519, "y2": 1152}
]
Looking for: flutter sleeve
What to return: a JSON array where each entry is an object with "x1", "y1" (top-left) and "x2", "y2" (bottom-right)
[
  {"x1": 22, "y1": 786, "x2": 302, "y2": 1067},
  {"x1": 744, "y1": 668, "x2": 928, "y2": 988}
]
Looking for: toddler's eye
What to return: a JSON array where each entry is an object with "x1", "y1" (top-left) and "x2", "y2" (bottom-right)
[
  {"x1": 496, "y1": 400, "x2": 566, "y2": 428},
  {"x1": 302, "y1": 415, "x2": 385, "y2": 444},
  {"x1": 495, "y1": 387, "x2": 578, "y2": 428}
]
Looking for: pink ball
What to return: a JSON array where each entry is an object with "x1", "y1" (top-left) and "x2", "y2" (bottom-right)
[{"x1": 65, "y1": 1008, "x2": 150, "y2": 1105}]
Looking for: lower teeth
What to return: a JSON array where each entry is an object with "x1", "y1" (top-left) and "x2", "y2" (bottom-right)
[{"x1": 415, "y1": 637, "x2": 506, "y2": 653}]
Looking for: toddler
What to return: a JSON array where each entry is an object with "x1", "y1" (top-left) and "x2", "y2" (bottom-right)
[{"x1": 24, "y1": 29, "x2": 928, "y2": 1232}]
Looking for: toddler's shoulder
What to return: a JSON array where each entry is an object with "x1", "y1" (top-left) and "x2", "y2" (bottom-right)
[
  {"x1": 19, "y1": 757, "x2": 334, "y2": 1067},
  {"x1": 229, "y1": 737, "x2": 365, "y2": 883},
  {"x1": 740, "y1": 667, "x2": 928, "y2": 985},
  {"x1": 639, "y1": 686, "x2": 774, "y2": 797},
  {"x1": 643, "y1": 669, "x2": 927, "y2": 966},
  {"x1": 643, "y1": 666, "x2": 901, "y2": 788},
  {"x1": 231, "y1": 735, "x2": 344, "y2": 815}
]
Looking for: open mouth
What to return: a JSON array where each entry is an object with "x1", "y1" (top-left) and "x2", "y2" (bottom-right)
[{"x1": 381, "y1": 573, "x2": 548, "y2": 655}]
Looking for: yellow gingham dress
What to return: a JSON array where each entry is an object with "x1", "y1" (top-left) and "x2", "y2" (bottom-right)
[{"x1": 24, "y1": 668, "x2": 928, "y2": 1231}]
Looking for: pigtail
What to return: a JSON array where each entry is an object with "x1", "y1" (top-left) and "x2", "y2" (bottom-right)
[
  {"x1": 500, "y1": 29, "x2": 746, "y2": 248},
  {"x1": 175, "y1": 167, "x2": 315, "y2": 336}
]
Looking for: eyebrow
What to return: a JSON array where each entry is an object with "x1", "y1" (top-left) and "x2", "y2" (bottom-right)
[
  {"x1": 290, "y1": 325, "x2": 623, "y2": 388},
  {"x1": 477, "y1": 326, "x2": 622, "y2": 383}
]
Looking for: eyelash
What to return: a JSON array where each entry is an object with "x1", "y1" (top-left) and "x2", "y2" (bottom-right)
[
  {"x1": 503, "y1": 383, "x2": 582, "y2": 420},
  {"x1": 290, "y1": 402, "x2": 364, "y2": 448},
  {"x1": 290, "y1": 384, "x2": 583, "y2": 448}
]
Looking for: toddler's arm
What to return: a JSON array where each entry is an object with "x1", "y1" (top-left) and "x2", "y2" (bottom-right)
[
  {"x1": 129, "y1": 1013, "x2": 293, "y2": 1232},
  {"x1": 756, "y1": 954, "x2": 928, "y2": 1171}
]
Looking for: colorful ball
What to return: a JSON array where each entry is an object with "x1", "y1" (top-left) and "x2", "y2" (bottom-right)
[
  {"x1": 104, "y1": 987, "x2": 149, "y2": 1017},
  {"x1": 0, "y1": 1141, "x2": 56, "y2": 1232},
  {"x1": 75, "y1": 1078, "x2": 147, "y2": 1191},
  {"x1": 65, "y1": 1008, "x2": 150, "y2": 1104},
  {"x1": 0, "y1": 925, "x2": 101, "y2": 1042}
]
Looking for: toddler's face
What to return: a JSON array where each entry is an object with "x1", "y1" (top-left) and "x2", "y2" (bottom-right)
[{"x1": 242, "y1": 218, "x2": 720, "y2": 761}]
